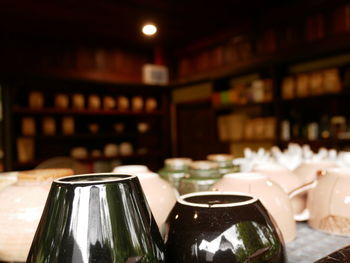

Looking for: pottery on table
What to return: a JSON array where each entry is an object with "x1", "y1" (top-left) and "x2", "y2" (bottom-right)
[
  {"x1": 207, "y1": 153, "x2": 239, "y2": 176},
  {"x1": 307, "y1": 167, "x2": 350, "y2": 236},
  {"x1": 112, "y1": 164, "x2": 150, "y2": 174},
  {"x1": 27, "y1": 173, "x2": 166, "y2": 262},
  {"x1": 113, "y1": 166, "x2": 177, "y2": 234},
  {"x1": 252, "y1": 162, "x2": 305, "y2": 214},
  {"x1": 165, "y1": 191, "x2": 286, "y2": 263},
  {"x1": 179, "y1": 161, "x2": 221, "y2": 195},
  {"x1": 158, "y1": 157, "x2": 192, "y2": 189},
  {"x1": 0, "y1": 171, "x2": 18, "y2": 192},
  {"x1": 136, "y1": 172, "x2": 177, "y2": 235},
  {"x1": 212, "y1": 172, "x2": 296, "y2": 242},
  {"x1": 0, "y1": 168, "x2": 74, "y2": 262},
  {"x1": 293, "y1": 160, "x2": 338, "y2": 185}
]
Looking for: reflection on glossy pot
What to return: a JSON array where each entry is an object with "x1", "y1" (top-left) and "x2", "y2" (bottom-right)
[
  {"x1": 165, "y1": 192, "x2": 286, "y2": 263},
  {"x1": 27, "y1": 174, "x2": 165, "y2": 263}
]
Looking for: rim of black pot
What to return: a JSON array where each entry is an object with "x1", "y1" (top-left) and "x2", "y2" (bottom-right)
[
  {"x1": 178, "y1": 191, "x2": 258, "y2": 208},
  {"x1": 54, "y1": 173, "x2": 137, "y2": 185}
]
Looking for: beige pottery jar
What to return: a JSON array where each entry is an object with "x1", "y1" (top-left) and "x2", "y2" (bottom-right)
[{"x1": 0, "y1": 168, "x2": 74, "y2": 262}]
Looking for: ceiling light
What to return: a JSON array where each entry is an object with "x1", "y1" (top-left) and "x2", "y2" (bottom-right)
[{"x1": 142, "y1": 24, "x2": 157, "y2": 36}]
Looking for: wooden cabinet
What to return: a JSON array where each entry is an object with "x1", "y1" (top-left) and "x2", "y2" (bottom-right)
[
  {"x1": 173, "y1": 48, "x2": 350, "y2": 156},
  {"x1": 2, "y1": 77, "x2": 171, "y2": 172}
]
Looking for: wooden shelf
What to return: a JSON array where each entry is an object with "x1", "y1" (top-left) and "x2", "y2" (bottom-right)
[
  {"x1": 12, "y1": 107, "x2": 163, "y2": 116},
  {"x1": 173, "y1": 33, "x2": 350, "y2": 85},
  {"x1": 280, "y1": 138, "x2": 350, "y2": 145},
  {"x1": 214, "y1": 101, "x2": 274, "y2": 111},
  {"x1": 279, "y1": 92, "x2": 349, "y2": 103},
  {"x1": 229, "y1": 139, "x2": 276, "y2": 144},
  {"x1": 18, "y1": 132, "x2": 156, "y2": 140}
]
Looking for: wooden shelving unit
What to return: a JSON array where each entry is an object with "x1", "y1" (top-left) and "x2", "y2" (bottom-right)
[
  {"x1": 3, "y1": 77, "x2": 171, "y2": 172},
  {"x1": 174, "y1": 1, "x2": 350, "y2": 157}
]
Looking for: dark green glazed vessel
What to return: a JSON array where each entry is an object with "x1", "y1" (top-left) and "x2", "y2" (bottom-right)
[
  {"x1": 165, "y1": 192, "x2": 286, "y2": 263},
  {"x1": 26, "y1": 173, "x2": 166, "y2": 263}
]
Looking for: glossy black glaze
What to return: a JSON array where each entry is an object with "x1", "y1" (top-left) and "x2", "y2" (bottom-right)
[
  {"x1": 165, "y1": 193, "x2": 286, "y2": 263},
  {"x1": 26, "y1": 174, "x2": 166, "y2": 263},
  {"x1": 314, "y1": 245, "x2": 350, "y2": 262}
]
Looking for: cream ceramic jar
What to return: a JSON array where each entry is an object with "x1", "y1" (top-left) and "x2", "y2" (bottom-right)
[{"x1": 0, "y1": 168, "x2": 74, "y2": 262}]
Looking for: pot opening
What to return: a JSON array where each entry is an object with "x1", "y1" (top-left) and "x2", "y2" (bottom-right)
[
  {"x1": 55, "y1": 173, "x2": 135, "y2": 184},
  {"x1": 179, "y1": 191, "x2": 257, "y2": 208},
  {"x1": 186, "y1": 194, "x2": 251, "y2": 205}
]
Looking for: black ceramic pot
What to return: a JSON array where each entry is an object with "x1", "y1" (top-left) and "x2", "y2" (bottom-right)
[
  {"x1": 26, "y1": 173, "x2": 166, "y2": 263},
  {"x1": 314, "y1": 245, "x2": 350, "y2": 262},
  {"x1": 165, "y1": 191, "x2": 286, "y2": 263}
]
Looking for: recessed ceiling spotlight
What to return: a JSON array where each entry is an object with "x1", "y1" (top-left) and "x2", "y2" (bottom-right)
[{"x1": 142, "y1": 24, "x2": 157, "y2": 36}]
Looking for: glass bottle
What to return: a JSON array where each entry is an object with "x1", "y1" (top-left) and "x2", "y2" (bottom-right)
[
  {"x1": 179, "y1": 161, "x2": 220, "y2": 195},
  {"x1": 158, "y1": 158, "x2": 192, "y2": 190},
  {"x1": 207, "y1": 153, "x2": 239, "y2": 176}
]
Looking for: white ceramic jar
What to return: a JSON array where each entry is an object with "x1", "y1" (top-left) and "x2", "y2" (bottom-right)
[{"x1": 0, "y1": 169, "x2": 74, "y2": 262}]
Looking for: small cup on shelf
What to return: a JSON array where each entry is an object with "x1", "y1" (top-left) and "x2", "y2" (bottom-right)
[
  {"x1": 145, "y1": 97, "x2": 158, "y2": 112},
  {"x1": 137, "y1": 122, "x2": 150, "y2": 133},
  {"x1": 114, "y1": 123, "x2": 125, "y2": 133},
  {"x1": 42, "y1": 117, "x2": 56, "y2": 136},
  {"x1": 119, "y1": 142, "x2": 133, "y2": 156},
  {"x1": 28, "y1": 91, "x2": 44, "y2": 109},
  {"x1": 16, "y1": 137, "x2": 34, "y2": 163},
  {"x1": 88, "y1": 94, "x2": 101, "y2": 110},
  {"x1": 104, "y1": 144, "x2": 119, "y2": 158},
  {"x1": 72, "y1": 93, "x2": 85, "y2": 110},
  {"x1": 55, "y1": 94, "x2": 69, "y2": 109},
  {"x1": 21, "y1": 117, "x2": 36, "y2": 136},
  {"x1": 132, "y1": 96, "x2": 144, "y2": 111},
  {"x1": 88, "y1": 123, "x2": 99, "y2": 134},
  {"x1": 62, "y1": 117, "x2": 75, "y2": 135},
  {"x1": 103, "y1": 96, "x2": 116, "y2": 110},
  {"x1": 117, "y1": 96, "x2": 129, "y2": 111}
]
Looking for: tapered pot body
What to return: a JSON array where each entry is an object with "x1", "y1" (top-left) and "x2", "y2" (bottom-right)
[
  {"x1": 26, "y1": 173, "x2": 166, "y2": 263},
  {"x1": 165, "y1": 192, "x2": 286, "y2": 263}
]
